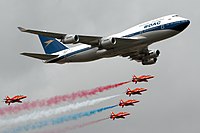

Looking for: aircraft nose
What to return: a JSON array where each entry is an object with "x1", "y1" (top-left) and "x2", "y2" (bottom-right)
[
  {"x1": 182, "y1": 19, "x2": 190, "y2": 29},
  {"x1": 174, "y1": 19, "x2": 190, "y2": 32}
]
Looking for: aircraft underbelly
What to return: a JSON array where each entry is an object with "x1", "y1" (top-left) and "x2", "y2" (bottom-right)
[{"x1": 143, "y1": 29, "x2": 179, "y2": 43}]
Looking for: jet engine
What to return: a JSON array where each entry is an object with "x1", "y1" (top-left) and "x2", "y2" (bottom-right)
[
  {"x1": 141, "y1": 50, "x2": 160, "y2": 65},
  {"x1": 61, "y1": 34, "x2": 79, "y2": 44},
  {"x1": 142, "y1": 58, "x2": 157, "y2": 65},
  {"x1": 142, "y1": 50, "x2": 160, "y2": 60},
  {"x1": 99, "y1": 37, "x2": 116, "y2": 49}
]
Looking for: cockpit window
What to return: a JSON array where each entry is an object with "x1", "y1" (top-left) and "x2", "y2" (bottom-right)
[{"x1": 172, "y1": 15, "x2": 179, "y2": 17}]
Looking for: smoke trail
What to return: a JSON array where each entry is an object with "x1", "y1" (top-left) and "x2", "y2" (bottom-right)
[
  {"x1": 46, "y1": 117, "x2": 109, "y2": 133},
  {"x1": 0, "y1": 81, "x2": 129, "y2": 116},
  {"x1": 0, "y1": 95, "x2": 119, "y2": 127},
  {"x1": 66, "y1": 117, "x2": 109, "y2": 131},
  {"x1": 6, "y1": 105, "x2": 117, "y2": 133}
]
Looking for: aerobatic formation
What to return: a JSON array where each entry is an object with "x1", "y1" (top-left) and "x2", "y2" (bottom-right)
[
  {"x1": 1, "y1": 75, "x2": 154, "y2": 133},
  {"x1": 109, "y1": 75, "x2": 153, "y2": 120}
]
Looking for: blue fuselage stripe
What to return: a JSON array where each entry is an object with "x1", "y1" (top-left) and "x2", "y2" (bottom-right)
[
  {"x1": 48, "y1": 47, "x2": 91, "y2": 63},
  {"x1": 123, "y1": 20, "x2": 188, "y2": 38},
  {"x1": 64, "y1": 47, "x2": 91, "y2": 58}
]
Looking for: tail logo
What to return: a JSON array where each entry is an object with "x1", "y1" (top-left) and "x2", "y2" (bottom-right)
[{"x1": 44, "y1": 40, "x2": 54, "y2": 47}]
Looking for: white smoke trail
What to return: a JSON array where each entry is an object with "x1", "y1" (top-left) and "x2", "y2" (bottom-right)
[{"x1": 0, "y1": 94, "x2": 119, "y2": 127}]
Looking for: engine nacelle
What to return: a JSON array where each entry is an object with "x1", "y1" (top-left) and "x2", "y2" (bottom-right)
[
  {"x1": 143, "y1": 50, "x2": 160, "y2": 60},
  {"x1": 61, "y1": 34, "x2": 79, "y2": 44},
  {"x1": 99, "y1": 37, "x2": 116, "y2": 49},
  {"x1": 142, "y1": 58, "x2": 157, "y2": 65}
]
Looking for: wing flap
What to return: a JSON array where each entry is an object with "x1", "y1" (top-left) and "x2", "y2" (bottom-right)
[{"x1": 21, "y1": 52, "x2": 59, "y2": 60}]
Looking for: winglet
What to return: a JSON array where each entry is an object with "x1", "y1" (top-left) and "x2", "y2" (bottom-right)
[{"x1": 18, "y1": 27, "x2": 27, "y2": 32}]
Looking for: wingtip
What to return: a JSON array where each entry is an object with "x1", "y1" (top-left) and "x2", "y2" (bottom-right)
[
  {"x1": 20, "y1": 52, "x2": 26, "y2": 56},
  {"x1": 17, "y1": 27, "x2": 26, "y2": 32}
]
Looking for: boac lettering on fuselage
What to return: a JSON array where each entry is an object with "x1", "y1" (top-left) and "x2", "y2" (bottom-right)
[{"x1": 144, "y1": 21, "x2": 161, "y2": 29}]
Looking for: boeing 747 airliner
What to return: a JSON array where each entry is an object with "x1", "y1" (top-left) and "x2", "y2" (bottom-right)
[{"x1": 18, "y1": 14, "x2": 190, "y2": 65}]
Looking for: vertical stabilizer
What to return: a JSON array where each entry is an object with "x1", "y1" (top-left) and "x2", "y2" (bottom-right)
[{"x1": 38, "y1": 35, "x2": 68, "y2": 54}]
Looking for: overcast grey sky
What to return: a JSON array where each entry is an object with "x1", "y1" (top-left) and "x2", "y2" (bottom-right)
[{"x1": 0, "y1": 0, "x2": 199, "y2": 133}]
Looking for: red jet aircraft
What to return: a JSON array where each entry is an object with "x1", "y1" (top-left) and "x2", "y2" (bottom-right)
[
  {"x1": 126, "y1": 88, "x2": 147, "y2": 96},
  {"x1": 110, "y1": 112, "x2": 130, "y2": 120},
  {"x1": 119, "y1": 99, "x2": 139, "y2": 108},
  {"x1": 4, "y1": 95, "x2": 27, "y2": 105},
  {"x1": 132, "y1": 75, "x2": 154, "y2": 84}
]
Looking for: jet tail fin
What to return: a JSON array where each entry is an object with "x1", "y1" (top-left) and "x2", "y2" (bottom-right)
[
  {"x1": 38, "y1": 35, "x2": 68, "y2": 54},
  {"x1": 127, "y1": 88, "x2": 131, "y2": 91},
  {"x1": 111, "y1": 112, "x2": 115, "y2": 116},
  {"x1": 21, "y1": 52, "x2": 59, "y2": 60},
  {"x1": 120, "y1": 99, "x2": 124, "y2": 103}
]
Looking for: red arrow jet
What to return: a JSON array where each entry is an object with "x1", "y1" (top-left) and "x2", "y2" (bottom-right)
[
  {"x1": 4, "y1": 95, "x2": 27, "y2": 105},
  {"x1": 126, "y1": 88, "x2": 147, "y2": 96},
  {"x1": 132, "y1": 75, "x2": 154, "y2": 84},
  {"x1": 119, "y1": 99, "x2": 139, "y2": 108},
  {"x1": 110, "y1": 112, "x2": 130, "y2": 120}
]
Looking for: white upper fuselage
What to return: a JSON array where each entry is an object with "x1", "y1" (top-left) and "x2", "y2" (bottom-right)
[{"x1": 46, "y1": 14, "x2": 190, "y2": 64}]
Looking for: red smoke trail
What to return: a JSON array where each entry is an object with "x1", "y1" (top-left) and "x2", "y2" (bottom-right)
[{"x1": 0, "y1": 81, "x2": 130, "y2": 116}]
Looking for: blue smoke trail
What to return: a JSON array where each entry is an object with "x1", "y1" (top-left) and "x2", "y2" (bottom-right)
[{"x1": 5, "y1": 105, "x2": 117, "y2": 133}]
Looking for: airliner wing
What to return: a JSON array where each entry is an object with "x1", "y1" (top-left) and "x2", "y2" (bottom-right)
[
  {"x1": 18, "y1": 27, "x2": 101, "y2": 45},
  {"x1": 18, "y1": 27, "x2": 145, "y2": 47},
  {"x1": 20, "y1": 52, "x2": 59, "y2": 60},
  {"x1": 78, "y1": 36, "x2": 144, "y2": 46}
]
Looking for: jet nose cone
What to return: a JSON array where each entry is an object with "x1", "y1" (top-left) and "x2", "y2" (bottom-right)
[
  {"x1": 186, "y1": 19, "x2": 190, "y2": 25},
  {"x1": 183, "y1": 19, "x2": 190, "y2": 28},
  {"x1": 136, "y1": 100, "x2": 140, "y2": 103},
  {"x1": 175, "y1": 19, "x2": 190, "y2": 32}
]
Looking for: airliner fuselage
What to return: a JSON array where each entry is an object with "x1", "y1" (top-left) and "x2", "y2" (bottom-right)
[{"x1": 19, "y1": 14, "x2": 190, "y2": 65}]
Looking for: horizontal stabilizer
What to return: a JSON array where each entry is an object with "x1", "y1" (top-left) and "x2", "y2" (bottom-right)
[{"x1": 21, "y1": 52, "x2": 58, "y2": 60}]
